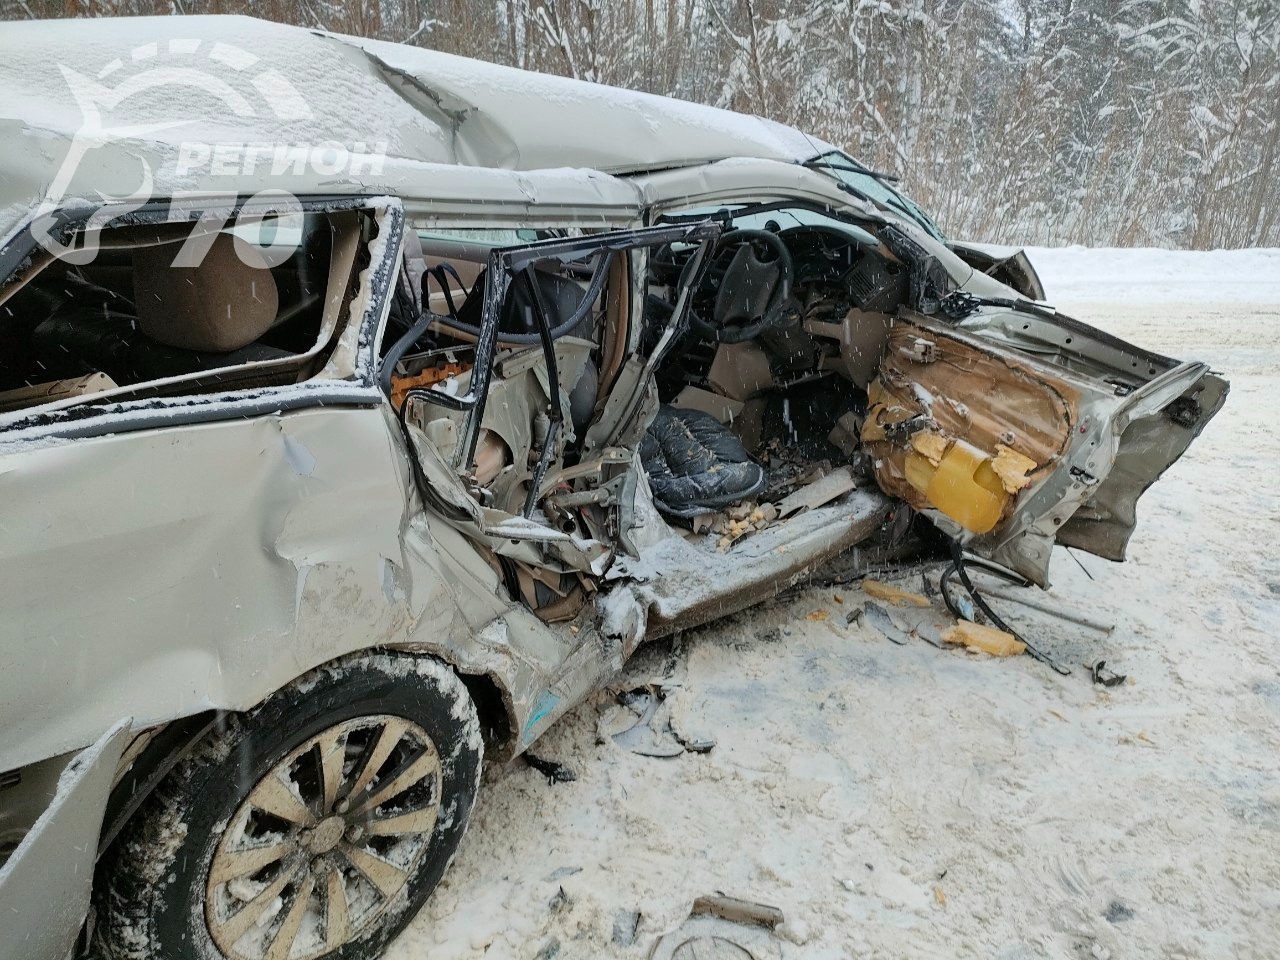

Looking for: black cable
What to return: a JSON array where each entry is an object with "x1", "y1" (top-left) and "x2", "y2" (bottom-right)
[
  {"x1": 942, "y1": 540, "x2": 1070, "y2": 675},
  {"x1": 379, "y1": 309, "x2": 440, "y2": 397}
]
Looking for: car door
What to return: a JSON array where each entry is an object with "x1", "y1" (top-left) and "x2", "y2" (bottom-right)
[
  {"x1": 0, "y1": 196, "x2": 413, "y2": 776},
  {"x1": 860, "y1": 301, "x2": 1227, "y2": 585}
]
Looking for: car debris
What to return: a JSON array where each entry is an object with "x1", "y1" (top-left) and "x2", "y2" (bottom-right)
[
  {"x1": 1091, "y1": 660, "x2": 1128, "y2": 687},
  {"x1": 774, "y1": 466, "x2": 859, "y2": 519},
  {"x1": 548, "y1": 886, "x2": 572, "y2": 913},
  {"x1": 706, "y1": 500, "x2": 780, "y2": 551},
  {"x1": 940, "y1": 551, "x2": 1071, "y2": 674},
  {"x1": 1105, "y1": 900, "x2": 1136, "y2": 924},
  {"x1": 604, "y1": 685, "x2": 716, "y2": 758},
  {"x1": 691, "y1": 894, "x2": 786, "y2": 929},
  {"x1": 980, "y1": 585, "x2": 1116, "y2": 634},
  {"x1": 859, "y1": 602, "x2": 910, "y2": 645},
  {"x1": 650, "y1": 898, "x2": 787, "y2": 960},
  {"x1": 873, "y1": 597, "x2": 952, "y2": 648},
  {"x1": 941, "y1": 621, "x2": 1028, "y2": 657},
  {"x1": 612, "y1": 910, "x2": 642, "y2": 947},
  {"x1": 861, "y1": 579, "x2": 932, "y2": 607},
  {"x1": 649, "y1": 916, "x2": 783, "y2": 960},
  {"x1": 524, "y1": 754, "x2": 579, "y2": 783}
]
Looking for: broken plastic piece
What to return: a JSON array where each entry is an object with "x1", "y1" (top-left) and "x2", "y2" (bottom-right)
[
  {"x1": 860, "y1": 602, "x2": 909, "y2": 645},
  {"x1": 524, "y1": 753, "x2": 577, "y2": 783},
  {"x1": 691, "y1": 894, "x2": 785, "y2": 930},
  {"x1": 940, "y1": 621, "x2": 1027, "y2": 657},
  {"x1": 608, "y1": 686, "x2": 710, "y2": 757}
]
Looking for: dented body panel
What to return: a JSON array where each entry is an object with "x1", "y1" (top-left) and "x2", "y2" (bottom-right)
[{"x1": 0, "y1": 406, "x2": 416, "y2": 773}]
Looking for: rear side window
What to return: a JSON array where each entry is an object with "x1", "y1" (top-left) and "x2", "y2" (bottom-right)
[{"x1": 0, "y1": 209, "x2": 368, "y2": 418}]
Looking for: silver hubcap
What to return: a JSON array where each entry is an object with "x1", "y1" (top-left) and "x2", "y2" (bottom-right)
[{"x1": 205, "y1": 715, "x2": 442, "y2": 960}]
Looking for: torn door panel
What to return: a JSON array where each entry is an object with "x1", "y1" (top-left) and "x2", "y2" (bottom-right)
[
  {"x1": 1054, "y1": 368, "x2": 1228, "y2": 560},
  {"x1": 864, "y1": 305, "x2": 1227, "y2": 585},
  {"x1": 862, "y1": 315, "x2": 1078, "y2": 538}
]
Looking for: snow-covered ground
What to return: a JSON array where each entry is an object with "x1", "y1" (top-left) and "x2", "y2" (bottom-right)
[
  {"x1": 387, "y1": 249, "x2": 1280, "y2": 960},
  {"x1": 1021, "y1": 244, "x2": 1280, "y2": 304}
]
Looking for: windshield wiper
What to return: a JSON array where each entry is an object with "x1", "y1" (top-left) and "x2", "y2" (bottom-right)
[
  {"x1": 940, "y1": 291, "x2": 1056, "y2": 322},
  {"x1": 804, "y1": 159, "x2": 901, "y2": 183}
]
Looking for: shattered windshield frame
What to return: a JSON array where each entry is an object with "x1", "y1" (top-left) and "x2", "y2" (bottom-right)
[{"x1": 805, "y1": 150, "x2": 947, "y2": 243}]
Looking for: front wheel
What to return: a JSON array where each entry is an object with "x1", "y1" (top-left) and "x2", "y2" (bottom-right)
[{"x1": 94, "y1": 653, "x2": 483, "y2": 960}]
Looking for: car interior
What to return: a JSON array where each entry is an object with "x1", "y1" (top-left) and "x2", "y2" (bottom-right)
[
  {"x1": 387, "y1": 203, "x2": 914, "y2": 529},
  {"x1": 642, "y1": 204, "x2": 906, "y2": 515},
  {"x1": 374, "y1": 206, "x2": 928, "y2": 623},
  {"x1": 387, "y1": 198, "x2": 1101, "y2": 628},
  {"x1": 0, "y1": 210, "x2": 366, "y2": 415}
]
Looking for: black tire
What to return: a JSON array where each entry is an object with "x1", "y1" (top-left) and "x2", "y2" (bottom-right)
[{"x1": 93, "y1": 653, "x2": 482, "y2": 960}]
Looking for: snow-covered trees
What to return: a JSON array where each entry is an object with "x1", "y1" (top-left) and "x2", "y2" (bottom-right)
[{"x1": 12, "y1": 0, "x2": 1278, "y2": 248}]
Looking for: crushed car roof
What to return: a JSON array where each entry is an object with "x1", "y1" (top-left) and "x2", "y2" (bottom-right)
[{"x1": 0, "y1": 15, "x2": 828, "y2": 242}]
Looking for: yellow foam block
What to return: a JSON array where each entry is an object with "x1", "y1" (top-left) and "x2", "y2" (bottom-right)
[
  {"x1": 941, "y1": 621, "x2": 1027, "y2": 657},
  {"x1": 862, "y1": 580, "x2": 931, "y2": 608}
]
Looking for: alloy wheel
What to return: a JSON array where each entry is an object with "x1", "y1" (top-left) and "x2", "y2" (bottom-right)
[{"x1": 205, "y1": 715, "x2": 442, "y2": 960}]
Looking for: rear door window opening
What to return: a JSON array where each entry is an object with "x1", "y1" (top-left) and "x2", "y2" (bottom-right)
[{"x1": 0, "y1": 199, "x2": 396, "y2": 434}]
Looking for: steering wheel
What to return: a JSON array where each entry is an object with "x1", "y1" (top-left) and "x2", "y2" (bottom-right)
[{"x1": 686, "y1": 228, "x2": 794, "y2": 343}]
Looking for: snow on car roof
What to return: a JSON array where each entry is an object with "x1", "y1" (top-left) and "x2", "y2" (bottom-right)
[
  {"x1": 0, "y1": 15, "x2": 828, "y2": 244},
  {"x1": 334, "y1": 32, "x2": 829, "y2": 173}
]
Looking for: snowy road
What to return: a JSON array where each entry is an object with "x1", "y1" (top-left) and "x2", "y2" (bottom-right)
[{"x1": 387, "y1": 261, "x2": 1280, "y2": 960}]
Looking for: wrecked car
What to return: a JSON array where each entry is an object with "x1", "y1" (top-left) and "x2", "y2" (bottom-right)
[{"x1": 0, "y1": 15, "x2": 1227, "y2": 960}]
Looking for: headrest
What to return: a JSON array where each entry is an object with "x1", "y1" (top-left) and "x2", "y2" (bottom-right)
[{"x1": 133, "y1": 233, "x2": 279, "y2": 353}]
